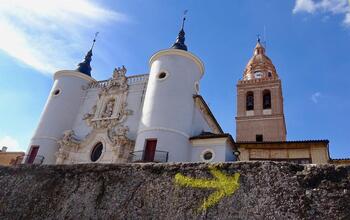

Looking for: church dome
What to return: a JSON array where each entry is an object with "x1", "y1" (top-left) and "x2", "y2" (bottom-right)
[{"x1": 243, "y1": 40, "x2": 278, "y2": 81}]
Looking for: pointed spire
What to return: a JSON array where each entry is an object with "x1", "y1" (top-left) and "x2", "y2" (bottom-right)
[
  {"x1": 76, "y1": 32, "x2": 99, "y2": 76},
  {"x1": 171, "y1": 10, "x2": 188, "y2": 51},
  {"x1": 254, "y1": 34, "x2": 265, "y2": 55}
]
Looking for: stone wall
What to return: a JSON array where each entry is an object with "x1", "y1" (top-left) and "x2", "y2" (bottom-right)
[{"x1": 0, "y1": 162, "x2": 349, "y2": 219}]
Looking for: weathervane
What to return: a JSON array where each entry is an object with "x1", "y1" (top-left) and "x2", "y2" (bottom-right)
[
  {"x1": 91, "y1": 32, "x2": 99, "y2": 50},
  {"x1": 181, "y1": 10, "x2": 188, "y2": 29}
]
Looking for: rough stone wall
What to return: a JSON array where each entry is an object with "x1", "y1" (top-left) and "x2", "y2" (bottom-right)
[{"x1": 0, "y1": 162, "x2": 349, "y2": 219}]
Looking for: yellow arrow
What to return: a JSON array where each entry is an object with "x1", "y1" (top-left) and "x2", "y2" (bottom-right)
[{"x1": 175, "y1": 168, "x2": 240, "y2": 212}]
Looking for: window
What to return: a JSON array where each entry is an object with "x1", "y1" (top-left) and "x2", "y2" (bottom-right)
[
  {"x1": 201, "y1": 149, "x2": 215, "y2": 162},
  {"x1": 203, "y1": 151, "x2": 213, "y2": 160},
  {"x1": 91, "y1": 142, "x2": 103, "y2": 162},
  {"x1": 263, "y1": 90, "x2": 271, "y2": 109},
  {"x1": 158, "y1": 72, "x2": 168, "y2": 80},
  {"x1": 246, "y1": 91, "x2": 254, "y2": 111},
  {"x1": 52, "y1": 89, "x2": 61, "y2": 96},
  {"x1": 268, "y1": 72, "x2": 272, "y2": 77},
  {"x1": 256, "y1": 135, "x2": 263, "y2": 142}
]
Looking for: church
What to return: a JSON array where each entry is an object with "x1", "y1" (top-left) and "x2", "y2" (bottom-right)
[{"x1": 24, "y1": 18, "x2": 330, "y2": 165}]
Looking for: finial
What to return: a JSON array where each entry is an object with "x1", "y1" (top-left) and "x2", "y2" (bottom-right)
[
  {"x1": 181, "y1": 10, "x2": 188, "y2": 30},
  {"x1": 171, "y1": 10, "x2": 188, "y2": 51},
  {"x1": 91, "y1": 32, "x2": 99, "y2": 50},
  {"x1": 76, "y1": 32, "x2": 99, "y2": 76},
  {"x1": 254, "y1": 34, "x2": 266, "y2": 55}
]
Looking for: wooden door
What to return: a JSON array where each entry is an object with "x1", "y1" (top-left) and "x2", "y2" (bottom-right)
[
  {"x1": 27, "y1": 146, "x2": 39, "y2": 164},
  {"x1": 143, "y1": 140, "x2": 157, "y2": 162}
]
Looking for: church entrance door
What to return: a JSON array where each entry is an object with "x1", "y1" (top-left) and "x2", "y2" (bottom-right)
[{"x1": 144, "y1": 139, "x2": 157, "y2": 162}]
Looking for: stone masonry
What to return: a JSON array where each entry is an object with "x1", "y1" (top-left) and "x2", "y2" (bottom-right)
[{"x1": 0, "y1": 162, "x2": 349, "y2": 219}]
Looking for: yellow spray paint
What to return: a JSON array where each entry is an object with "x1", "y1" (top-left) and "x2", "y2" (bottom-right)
[{"x1": 175, "y1": 168, "x2": 240, "y2": 212}]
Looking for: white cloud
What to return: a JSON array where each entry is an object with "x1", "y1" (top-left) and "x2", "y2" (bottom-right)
[
  {"x1": 311, "y1": 92, "x2": 321, "y2": 103},
  {"x1": 293, "y1": 0, "x2": 350, "y2": 26},
  {"x1": 0, "y1": 135, "x2": 23, "y2": 152},
  {"x1": 293, "y1": 0, "x2": 317, "y2": 13},
  {"x1": 0, "y1": 0, "x2": 127, "y2": 75}
]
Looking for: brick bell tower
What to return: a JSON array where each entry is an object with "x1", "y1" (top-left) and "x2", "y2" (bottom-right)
[{"x1": 236, "y1": 39, "x2": 286, "y2": 142}]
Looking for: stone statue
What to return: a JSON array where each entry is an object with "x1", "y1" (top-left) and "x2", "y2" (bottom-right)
[{"x1": 102, "y1": 99, "x2": 115, "y2": 118}]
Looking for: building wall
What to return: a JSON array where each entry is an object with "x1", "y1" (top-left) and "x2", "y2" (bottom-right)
[
  {"x1": 28, "y1": 70, "x2": 95, "y2": 164},
  {"x1": 331, "y1": 159, "x2": 350, "y2": 165},
  {"x1": 237, "y1": 142, "x2": 329, "y2": 164},
  {"x1": 135, "y1": 49, "x2": 205, "y2": 162},
  {"x1": 190, "y1": 138, "x2": 234, "y2": 162},
  {"x1": 0, "y1": 152, "x2": 24, "y2": 166},
  {"x1": 60, "y1": 74, "x2": 148, "y2": 164}
]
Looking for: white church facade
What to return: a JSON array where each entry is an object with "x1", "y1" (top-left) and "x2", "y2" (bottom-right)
[{"x1": 25, "y1": 21, "x2": 237, "y2": 165}]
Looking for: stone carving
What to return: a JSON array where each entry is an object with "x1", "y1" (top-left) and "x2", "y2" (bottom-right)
[
  {"x1": 83, "y1": 105, "x2": 97, "y2": 120},
  {"x1": 83, "y1": 65, "x2": 132, "y2": 130},
  {"x1": 98, "y1": 65, "x2": 128, "y2": 98},
  {"x1": 56, "y1": 130, "x2": 81, "y2": 164},
  {"x1": 107, "y1": 125, "x2": 135, "y2": 162},
  {"x1": 79, "y1": 66, "x2": 135, "y2": 163},
  {"x1": 101, "y1": 99, "x2": 115, "y2": 118}
]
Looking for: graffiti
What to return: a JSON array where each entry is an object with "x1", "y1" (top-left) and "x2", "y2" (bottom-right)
[{"x1": 175, "y1": 167, "x2": 240, "y2": 212}]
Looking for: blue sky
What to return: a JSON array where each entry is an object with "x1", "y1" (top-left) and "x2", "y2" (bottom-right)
[{"x1": 0, "y1": 0, "x2": 349, "y2": 158}]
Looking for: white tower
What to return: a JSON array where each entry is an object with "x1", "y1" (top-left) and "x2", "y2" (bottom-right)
[
  {"x1": 26, "y1": 43, "x2": 97, "y2": 164},
  {"x1": 134, "y1": 16, "x2": 204, "y2": 162}
]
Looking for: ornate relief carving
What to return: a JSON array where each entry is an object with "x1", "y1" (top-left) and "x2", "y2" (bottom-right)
[
  {"x1": 77, "y1": 66, "x2": 135, "y2": 163},
  {"x1": 83, "y1": 104, "x2": 97, "y2": 121},
  {"x1": 56, "y1": 130, "x2": 81, "y2": 164},
  {"x1": 101, "y1": 99, "x2": 115, "y2": 118},
  {"x1": 83, "y1": 66, "x2": 133, "y2": 130},
  {"x1": 106, "y1": 125, "x2": 135, "y2": 162}
]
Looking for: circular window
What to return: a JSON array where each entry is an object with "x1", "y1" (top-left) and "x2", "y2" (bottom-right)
[
  {"x1": 91, "y1": 142, "x2": 103, "y2": 162},
  {"x1": 201, "y1": 149, "x2": 215, "y2": 162},
  {"x1": 158, "y1": 72, "x2": 167, "y2": 80},
  {"x1": 203, "y1": 151, "x2": 213, "y2": 160},
  {"x1": 52, "y1": 89, "x2": 61, "y2": 96}
]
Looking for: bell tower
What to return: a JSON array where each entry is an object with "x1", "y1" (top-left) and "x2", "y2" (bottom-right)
[{"x1": 236, "y1": 39, "x2": 286, "y2": 142}]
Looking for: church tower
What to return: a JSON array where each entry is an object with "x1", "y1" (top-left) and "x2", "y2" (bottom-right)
[
  {"x1": 134, "y1": 15, "x2": 204, "y2": 162},
  {"x1": 236, "y1": 39, "x2": 286, "y2": 142},
  {"x1": 26, "y1": 39, "x2": 97, "y2": 164}
]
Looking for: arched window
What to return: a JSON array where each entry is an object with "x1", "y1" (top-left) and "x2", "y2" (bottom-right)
[
  {"x1": 263, "y1": 90, "x2": 271, "y2": 109},
  {"x1": 246, "y1": 91, "x2": 254, "y2": 111}
]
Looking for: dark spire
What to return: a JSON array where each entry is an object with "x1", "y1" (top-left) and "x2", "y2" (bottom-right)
[
  {"x1": 76, "y1": 32, "x2": 99, "y2": 76},
  {"x1": 171, "y1": 10, "x2": 188, "y2": 51}
]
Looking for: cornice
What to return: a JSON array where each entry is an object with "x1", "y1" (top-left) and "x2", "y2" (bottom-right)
[{"x1": 149, "y1": 49, "x2": 204, "y2": 76}]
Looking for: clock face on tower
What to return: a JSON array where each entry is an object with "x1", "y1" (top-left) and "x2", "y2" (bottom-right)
[{"x1": 254, "y1": 71, "x2": 263, "y2": 78}]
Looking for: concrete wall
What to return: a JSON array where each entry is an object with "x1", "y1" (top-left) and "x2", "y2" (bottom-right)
[{"x1": 0, "y1": 162, "x2": 349, "y2": 219}]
